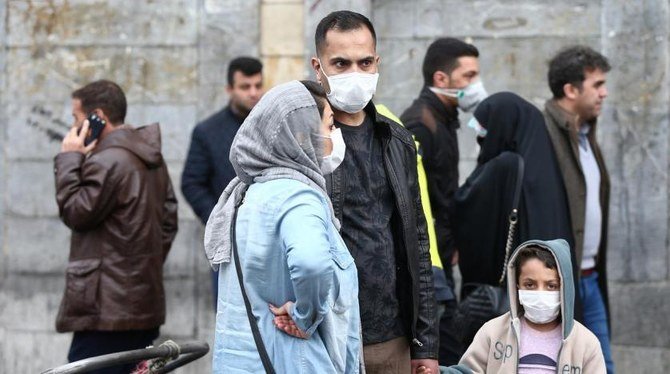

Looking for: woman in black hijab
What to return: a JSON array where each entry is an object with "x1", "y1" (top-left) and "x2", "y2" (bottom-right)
[{"x1": 454, "y1": 92, "x2": 578, "y2": 294}]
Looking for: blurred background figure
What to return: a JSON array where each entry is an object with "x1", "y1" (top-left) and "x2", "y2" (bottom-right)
[
  {"x1": 401, "y1": 37, "x2": 487, "y2": 365},
  {"x1": 54, "y1": 80, "x2": 178, "y2": 373},
  {"x1": 543, "y1": 46, "x2": 613, "y2": 373},
  {"x1": 181, "y1": 57, "x2": 263, "y2": 310}
]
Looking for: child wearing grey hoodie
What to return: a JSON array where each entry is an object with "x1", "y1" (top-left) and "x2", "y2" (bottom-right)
[{"x1": 456, "y1": 239, "x2": 605, "y2": 374}]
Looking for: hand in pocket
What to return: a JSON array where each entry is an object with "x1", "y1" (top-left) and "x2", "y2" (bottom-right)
[{"x1": 269, "y1": 302, "x2": 307, "y2": 339}]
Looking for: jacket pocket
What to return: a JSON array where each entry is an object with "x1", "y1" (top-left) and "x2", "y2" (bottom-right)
[
  {"x1": 330, "y1": 246, "x2": 357, "y2": 314},
  {"x1": 64, "y1": 258, "x2": 102, "y2": 316}
]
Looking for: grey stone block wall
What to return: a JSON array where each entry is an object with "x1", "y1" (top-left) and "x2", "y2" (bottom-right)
[{"x1": 2, "y1": 0, "x2": 670, "y2": 372}]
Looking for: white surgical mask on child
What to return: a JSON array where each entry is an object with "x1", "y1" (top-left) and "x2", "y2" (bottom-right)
[
  {"x1": 319, "y1": 127, "x2": 346, "y2": 175},
  {"x1": 319, "y1": 61, "x2": 379, "y2": 114},
  {"x1": 518, "y1": 290, "x2": 561, "y2": 324}
]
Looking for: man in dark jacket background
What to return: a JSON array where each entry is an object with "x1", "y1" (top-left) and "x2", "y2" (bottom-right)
[
  {"x1": 311, "y1": 11, "x2": 438, "y2": 373},
  {"x1": 543, "y1": 45, "x2": 613, "y2": 373},
  {"x1": 181, "y1": 57, "x2": 263, "y2": 308},
  {"x1": 400, "y1": 37, "x2": 486, "y2": 365},
  {"x1": 54, "y1": 80, "x2": 178, "y2": 372}
]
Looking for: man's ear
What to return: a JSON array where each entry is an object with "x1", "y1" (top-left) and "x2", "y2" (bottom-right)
[
  {"x1": 311, "y1": 57, "x2": 322, "y2": 82},
  {"x1": 563, "y1": 83, "x2": 580, "y2": 100},
  {"x1": 92, "y1": 108, "x2": 109, "y2": 124},
  {"x1": 312, "y1": 57, "x2": 332, "y2": 94},
  {"x1": 225, "y1": 84, "x2": 233, "y2": 95},
  {"x1": 432, "y1": 71, "x2": 450, "y2": 88}
]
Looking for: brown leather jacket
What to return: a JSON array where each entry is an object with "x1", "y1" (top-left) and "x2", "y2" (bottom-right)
[{"x1": 54, "y1": 123, "x2": 178, "y2": 332}]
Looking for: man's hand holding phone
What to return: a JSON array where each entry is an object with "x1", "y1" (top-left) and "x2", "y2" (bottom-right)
[{"x1": 61, "y1": 120, "x2": 98, "y2": 154}]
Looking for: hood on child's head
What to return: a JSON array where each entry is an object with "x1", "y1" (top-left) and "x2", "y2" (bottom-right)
[{"x1": 506, "y1": 238, "x2": 575, "y2": 338}]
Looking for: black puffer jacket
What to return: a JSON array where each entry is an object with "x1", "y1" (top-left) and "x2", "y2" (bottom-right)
[
  {"x1": 326, "y1": 103, "x2": 438, "y2": 359},
  {"x1": 401, "y1": 86, "x2": 460, "y2": 268}
]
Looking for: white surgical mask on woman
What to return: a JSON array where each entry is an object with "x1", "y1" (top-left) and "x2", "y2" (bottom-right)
[
  {"x1": 319, "y1": 127, "x2": 346, "y2": 175},
  {"x1": 320, "y1": 62, "x2": 379, "y2": 114},
  {"x1": 518, "y1": 290, "x2": 561, "y2": 324}
]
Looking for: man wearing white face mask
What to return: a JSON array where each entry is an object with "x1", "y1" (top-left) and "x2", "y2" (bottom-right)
[
  {"x1": 401, "y1": 37, "x2": 486, "y2": 366},
  {"x1": 459, "y1": 240, "x2": 606, "y2": 373},
  {"x1": 312, "y1": 10, "x2": 439, "y2": 374}
]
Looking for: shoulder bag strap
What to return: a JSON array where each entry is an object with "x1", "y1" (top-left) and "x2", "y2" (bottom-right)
[
  {"x1": 230, "y1": 196, "x2": 276, "y2": 374},
  {"x1": 498, "y1": 154, "x2": 525, "y2": 285}
]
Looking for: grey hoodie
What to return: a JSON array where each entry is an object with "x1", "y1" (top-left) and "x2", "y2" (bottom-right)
[{"x1": 459, "y1": 239, "x2": 605, "y2": 373}]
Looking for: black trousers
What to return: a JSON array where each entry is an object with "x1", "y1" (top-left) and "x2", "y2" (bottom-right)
[
  {"x1": 67, "y1": 328, "x2": 159, "y2": 374},
  {"x1": 438, "y1": 300, "x2": 463, "y2": 365}
]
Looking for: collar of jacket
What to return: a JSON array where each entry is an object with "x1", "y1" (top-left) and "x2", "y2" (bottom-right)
[
  {"x1": 419, "y1": 85, "x2": 459, "y2": 128},
  {"x1": 91, "y1": 123, "x2": 164, "y2": 168},
  {"x1": 363, "y1": 101, "x2": 416, "y2": 149},
  {"x1": 545, "y1": 99, "x2": 599, "y2": 134},
  {"x1": 225, "y1": 105, "x2": 246, "y2": 125}
]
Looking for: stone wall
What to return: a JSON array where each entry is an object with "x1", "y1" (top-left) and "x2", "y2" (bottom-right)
[{"x1": 1, "y1": 0, "x2": 669, "y2": 372}]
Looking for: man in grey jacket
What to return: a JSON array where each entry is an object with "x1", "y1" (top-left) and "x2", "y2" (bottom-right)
[{"x1": 543, "y1": 45, "x2": 613, "y2": 373}]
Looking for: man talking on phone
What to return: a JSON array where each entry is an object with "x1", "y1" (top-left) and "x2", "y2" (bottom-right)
[{"x1": 54, "y1": 80, "x2": 178, "y2": 372}]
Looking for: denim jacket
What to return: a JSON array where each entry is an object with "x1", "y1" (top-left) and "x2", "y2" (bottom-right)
[{"x1": 213, "y1": 179, "x2": 361, "y2": 373}]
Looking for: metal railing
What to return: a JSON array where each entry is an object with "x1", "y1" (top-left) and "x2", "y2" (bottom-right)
[{"x1": 41, "y1": 340, "x2": 209, "y2": 374}]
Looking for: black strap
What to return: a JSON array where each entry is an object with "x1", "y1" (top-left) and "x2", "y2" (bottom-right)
[
  {"x1": 497, "y1": 154, "x2": 526, "y2": 285},
  {"x1": 231, "y1": 197, "x2": 276, "y2": 374}
]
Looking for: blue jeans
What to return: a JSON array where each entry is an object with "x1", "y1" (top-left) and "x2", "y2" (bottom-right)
[{"x1": 579, "y1": 272, "x2": 614, "y2": 374}]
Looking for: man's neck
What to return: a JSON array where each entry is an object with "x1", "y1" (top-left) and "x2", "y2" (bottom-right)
[
  {"x1": 334, "y1": 109, "x2": 366, "y2": 127},
  {"x1": 435, "y1": 90, "x2": 457, "y2": 108},
  {"x1": 98, "y1": 123, "x2": 122, "y2": 142},
  {"x1": 229, "y1": 102, "x2": 249, "y2": 122},
  {"x1": 554, "y1": 98, "x2": 585, "y2": 130}
]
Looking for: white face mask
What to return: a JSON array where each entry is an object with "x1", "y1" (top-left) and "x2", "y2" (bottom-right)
[
  {"x1": 429, "y1": 79, "x2": 488, "y2": 112},
  {"x1": 320, "y1": 62, "x2": 379, "y2": 114},
  {"x1": 319, "y1": 127, "x2": 346, "y2": 175},
  {"x1": 467, "y1": 117, "x2": 487, "y2": 137},
  {"x1": 518, "y1": 290, "x2": 561, "y2": 324}
]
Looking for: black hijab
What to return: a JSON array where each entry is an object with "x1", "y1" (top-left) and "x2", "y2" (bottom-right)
[{"x1": 454, "y1": 92, "x2": 576, "y2": 290}]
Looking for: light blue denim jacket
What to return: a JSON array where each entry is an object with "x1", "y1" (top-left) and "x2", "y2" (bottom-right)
[{"x1": 213, "y1": 179, "x2": 361, "y2": 373}]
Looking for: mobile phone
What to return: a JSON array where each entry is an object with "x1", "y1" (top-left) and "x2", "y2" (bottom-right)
[{"x1": 83, "y1": 113, "x2": 106, "y2": 146}]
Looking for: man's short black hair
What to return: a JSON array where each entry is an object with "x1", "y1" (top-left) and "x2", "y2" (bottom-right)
[
  {"x1": 227, "y1": 57, "x2": 263, "y2": 86},
  {"x1": 72, "y1": 80, "x2": 127, "y2": 125},
  {"x1": 422, "y1": 37, "x2": 479, "y2": 86},
  {"x1": 315, "y1": 10, "x2": 376, "y2": 55},
  {"x1": 548, "y1": 46, "x2": 611, "y2": 99}
]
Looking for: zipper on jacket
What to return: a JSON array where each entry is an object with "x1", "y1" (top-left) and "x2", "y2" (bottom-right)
[
  {"x1": 382, "y1": 139, "x2": 419, "y2": 341},
  {"x1": 555, "y1": 341, "x2": 565, "y2": 374},
  {"x1": 511, "y1": 318, "x2": 520, "y2": 373}
]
